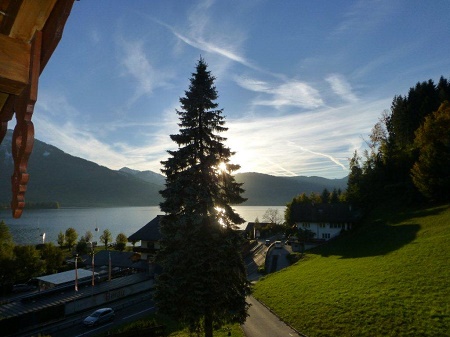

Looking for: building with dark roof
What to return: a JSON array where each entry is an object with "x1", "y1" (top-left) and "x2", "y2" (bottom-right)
[
  {"x1": 245, "y1": 222, "x2": 275, "y2": 239},
  {"x1": 128, "y1": 215, "x2": 163, "y2": 262},
  {"x1": 291, "y1": 203, "x2": 360, "y2": 241}
]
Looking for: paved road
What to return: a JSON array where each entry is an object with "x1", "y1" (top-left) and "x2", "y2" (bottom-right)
[
  {"x1": 242, "y1": 241, "x2": 304, "y2": 337},
  {"x1": 242, "y1": 296, "x2": 300, "y2": 337}
]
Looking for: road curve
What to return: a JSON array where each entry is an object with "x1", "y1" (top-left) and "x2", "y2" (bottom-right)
[{"x1": 241, "y1": 296, "x2": 301, "y2": 337}]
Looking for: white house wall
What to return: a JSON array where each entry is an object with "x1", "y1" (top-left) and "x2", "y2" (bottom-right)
[{"x1": 297, "y1": 222, "x2": 351, "y2": 240}]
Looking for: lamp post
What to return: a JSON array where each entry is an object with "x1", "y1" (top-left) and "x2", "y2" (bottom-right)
[
  {"x1": 88, "y1": 241, "x2": 95, "y2": 287},
  {"x1": 94, "y1": 227, "x2": 99, "y2": 284},
  {"x1": 74, "y1": 254, "x2": 78, "y2": 292}
]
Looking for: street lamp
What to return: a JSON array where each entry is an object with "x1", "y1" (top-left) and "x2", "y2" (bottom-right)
[{"x1": 75, "y1": 254, "x2": 78, "y2": 292}]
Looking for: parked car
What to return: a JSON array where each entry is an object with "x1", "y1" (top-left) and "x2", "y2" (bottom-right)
[
  {"x1": 265, "y1": 239, "x2": 271, "y2": 246},
  {"x1": 83, "y1": 308, "x2": 115, "y2": 327},
  {"x1": 274, "y1": 240, "x2": 283, "y2": 249}
]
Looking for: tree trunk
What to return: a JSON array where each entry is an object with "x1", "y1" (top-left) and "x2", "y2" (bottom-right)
[{"x1": 204, "y1": 312, "x2": 213, "y2": 337}]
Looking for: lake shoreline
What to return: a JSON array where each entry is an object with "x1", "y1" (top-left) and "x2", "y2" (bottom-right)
[{"x1": 1, "y1": 205, "x2": 286, "y2": 246}]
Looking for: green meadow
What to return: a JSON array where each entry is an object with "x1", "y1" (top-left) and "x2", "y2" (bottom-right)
[{"x1": 253, "y1": 204, "x2": 450, "y2": 337}]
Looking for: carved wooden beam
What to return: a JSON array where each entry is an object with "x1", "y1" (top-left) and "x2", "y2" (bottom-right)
[
  {"x1": 0, "y1": 94, "x2": 14, "y2": 144},
  {"x1": 0, "y1": 0, "x2": 75, "y2": 217},
  {"x1": 40, "y1": 0, "x2": 75, "y2": 72},
  {"x1": 10, "y1": 30, "x2": 41, "y2": 218},
  {"x1": 0, "y1": 33, "x2": 30, "y2": 95}
]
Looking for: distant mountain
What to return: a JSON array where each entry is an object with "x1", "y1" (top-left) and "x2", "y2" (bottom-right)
[
  {"x1": 0, "y1": 131, "x2": 347, "y2": 207},
  {"x1": 118, "y1": 167, "x2": 165, "y2": 186},
  {"x1": 0, "y1": 131, "x2": 162, "y2": 207},
  {"x1": 235, "y1": 172, "x2": 347, "y2": 206}
]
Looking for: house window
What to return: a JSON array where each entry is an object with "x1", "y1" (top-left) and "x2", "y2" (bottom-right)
[
  {"x1": 322, "y1": 233, "x2": 330, "y2": 239},
  {"x1": 303, "y1": 223, "x2": 310, "y2": 228},
  {"x1": 319, "y1": 223, "x2": 326, "y2": 228}
]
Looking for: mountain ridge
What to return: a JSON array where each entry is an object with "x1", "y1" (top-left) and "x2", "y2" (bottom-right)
[{"x1": 0, "y1": 131, "x2": 347, "y2": 207}]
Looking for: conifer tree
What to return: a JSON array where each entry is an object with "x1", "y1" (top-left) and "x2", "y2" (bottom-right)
[{"x1": 156, "y1": 58, "x2": 249, "y2": 337}]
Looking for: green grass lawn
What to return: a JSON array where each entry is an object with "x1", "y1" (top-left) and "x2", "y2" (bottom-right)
[{"x1": 252, "y1": 203, "x2": 450, "y2": 337}]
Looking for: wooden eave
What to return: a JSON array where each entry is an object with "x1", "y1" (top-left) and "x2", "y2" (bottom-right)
[{"x1": 0, "y1": 0, "x2": 75, "y2": 217}]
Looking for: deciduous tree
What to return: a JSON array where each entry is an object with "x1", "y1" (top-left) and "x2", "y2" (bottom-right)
[
  {"x1": 84, "y1": 230, "x2": 93, "y2": 243},
  {"x1": 156, "y1": 58, "x2": 250, "y2": 337},
  {"x1": 76, "y1": 237, "x2": 88, "y2": 255},
  {"x1": 14, "y1": 245, "x2": 45, "y2": 282},
  {"x1": 115, "y1": 233, "x2": 128, "y2": 251},
  {"x1": 65, "y1": 227, "x2": 78, "y2": 249},
  {"x1": 41, "y1": 243, "x2": 64, "y2": 274},
  {"x1": 100, "y1": 229, "x2": 112, "y2": 250},
  {"x1": 411, "y1": 101, "x2": 450, "y2": 201},
  {"x1": 262, "y1": 208, "x2": 283, "y2": 225},
  {"x1": 57, "y1": 231, "x2": 65, "y2": 248}
]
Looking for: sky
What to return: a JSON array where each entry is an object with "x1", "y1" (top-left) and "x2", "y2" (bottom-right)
[{"x1": 33, "y1": 0, "x2": 450, "y2": 179}]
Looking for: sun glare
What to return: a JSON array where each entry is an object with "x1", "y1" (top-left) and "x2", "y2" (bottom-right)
[
  {"x1": 215, "y1": 206, "x2": 226, "y2": 227},
  {"x1": 218, "y1": 162, "x2": 227, "y2": 172}
]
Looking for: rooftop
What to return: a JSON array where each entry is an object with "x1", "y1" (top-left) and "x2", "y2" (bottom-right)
[
  {"x1": 36, "y1": 268, "x2": 94, "y2": 286},
  {"x1": 128, "y1": 215, "x2": 163, "y2": 242}
]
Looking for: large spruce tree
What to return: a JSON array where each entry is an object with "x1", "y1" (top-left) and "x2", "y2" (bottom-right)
[{"x1": 156, "y1": 58, "x2": 250, "y2": 337}]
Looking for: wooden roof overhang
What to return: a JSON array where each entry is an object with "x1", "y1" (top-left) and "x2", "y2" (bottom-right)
[{"x1": 0, "y1": 0, "x2": 75, "y2": 218}]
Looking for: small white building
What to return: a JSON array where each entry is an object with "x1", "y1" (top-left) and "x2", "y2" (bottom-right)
[
  {"x1": 292, "y1": 203, "x2": 358, "y2": 241},
  {"x1": 35, "y1": 269, "x2": 96, "y2": 290}
]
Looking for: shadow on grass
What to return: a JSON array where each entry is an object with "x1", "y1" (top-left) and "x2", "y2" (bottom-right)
[
  {"x1": 317, "y1": 223, "x2": 420, "y2": 258},
  {"x1": 312, "y1": 205, "x2": 448, "y2": 259}
]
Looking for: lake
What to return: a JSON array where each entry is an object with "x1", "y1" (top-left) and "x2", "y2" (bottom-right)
[{"x1": 0, "y1": 206, "x2": 286, "y2": 246}]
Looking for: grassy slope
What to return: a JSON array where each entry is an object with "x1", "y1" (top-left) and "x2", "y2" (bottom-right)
[{"x1": 252, "y1": 204, "x2": 450, "y2": 337}]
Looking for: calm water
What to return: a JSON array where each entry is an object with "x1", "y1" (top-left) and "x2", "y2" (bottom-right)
[{"x1": 0, "y1": 206, "x2": 285, "y2": 245}]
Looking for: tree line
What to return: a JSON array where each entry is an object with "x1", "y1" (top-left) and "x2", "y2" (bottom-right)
[
  {"x1": 57, "y1": 227, "x2": 128, "y2": 253},
  {"x1": 0, "y1": 220, "x2": 65, "y2": 293},
  {"x1": 0, "y1": 220, "x2": 129, "y2": 294},
  {"x1": 346, "y1": 76, "x2": 450, "y2": 208},
  {"x1": 284, "y1": 188, "x2": 344, "y2": 226}
]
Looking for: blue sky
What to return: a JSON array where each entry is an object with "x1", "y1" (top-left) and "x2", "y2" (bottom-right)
[{"x1": 34, "y1": 0, "x2": 450, "y2": 179}]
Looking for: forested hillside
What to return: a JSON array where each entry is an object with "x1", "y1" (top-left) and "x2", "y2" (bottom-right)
[
  {"x1": 347, "y1": 76, "x2": 450, "y2": 207},
  {"x1": 235, "y1": 172, "x2": 347, "y2": 205},
  {"x1": 0, "y1": 131, "x2": 162, "y2": 207}
]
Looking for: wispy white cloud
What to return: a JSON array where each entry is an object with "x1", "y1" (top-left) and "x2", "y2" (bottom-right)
[
  {"x1": 234, "y1": 77, "x2": 271, "y2": 92},
  {"x1": 35, "y1": 115, "x2": 128, "y2": 166},
  {"x1": 332, "y1": 0, "x2": 397, "y2": 38},
  {"x1": 35, "y1": 93, "x2": 180, "y2": 173},
  {"x1": 262, "y1": 81, "x2": 324, "y2": 109},
  {"x1": 288, "y1": 143, "x2": 347, "y2": 171},
  {"x1": 325, "y1": 74, "x2": 358, "y2": 103},
  {"x1": 235, "y1": 76, "x2": 324, "y2": 109},
  {"x1": 226, "y1": 97, "x2": 391, "y2": 177},
  {"x1": 35, "y1": 86, "x2": 389, "y2": 179},
  {"x1": 116, "y1": 37, "x2": 173, "y2": 105},
  {"x1": 153, "y1": 18, "x2": 259, "y2": 72},
  {"x1": 37, "y1": 91, "x2": 79, "y2": 119}
]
